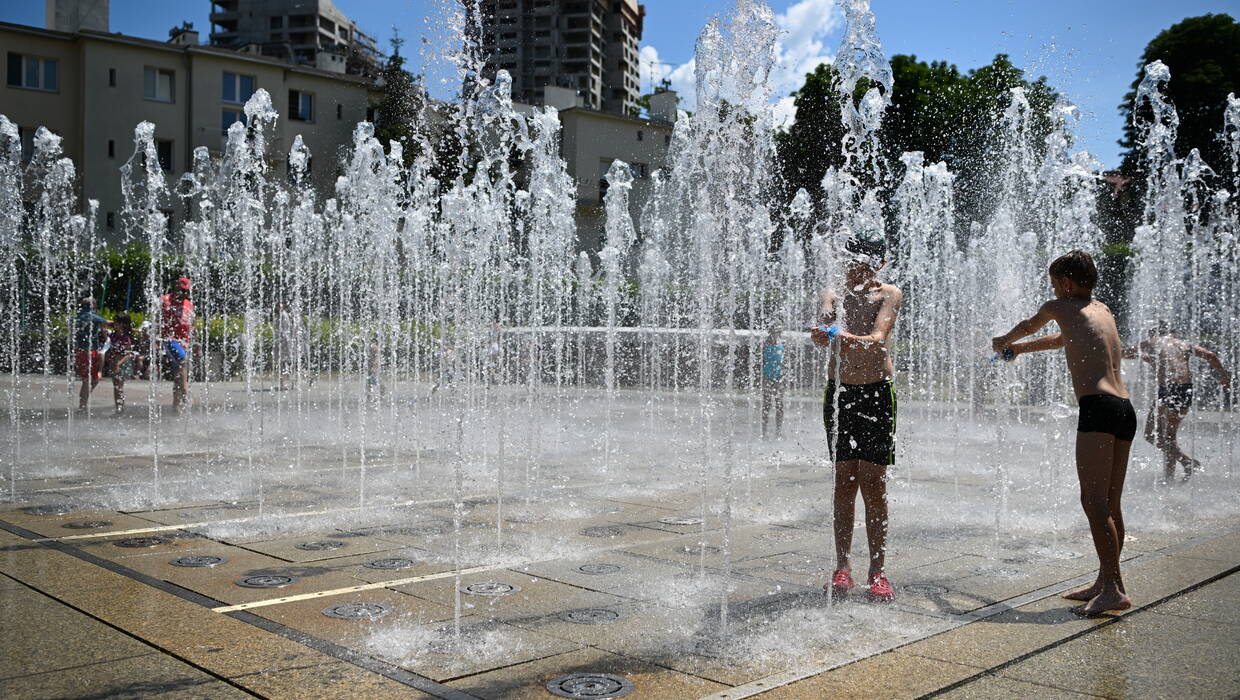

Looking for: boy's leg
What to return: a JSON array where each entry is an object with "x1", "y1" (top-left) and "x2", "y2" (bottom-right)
[
  {"x1": 833, "y1": 460, "x2": 860, "y2": 572},
  {"x1": 761, "y1": 381, "x2": 771, "y2": 438},
  {"x1": 1073, "y1": 432, "x2": 1132, "y2": 614},
  {"x1": 774, "y1": 382, "x2": 784, "y2": 436},
  {"x1": 856, "y1": 460, "x2": 888, "y2": 577},
  {"x1": 1164, "y1": 411, "x2": 1195, "y2": 477}
]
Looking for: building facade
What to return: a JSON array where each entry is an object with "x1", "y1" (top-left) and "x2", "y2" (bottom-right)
[
  {"x1": 208, "y1": 0, "x2": 381, "y2": 77},
  {"x1": 479, "y1": 0, "x2": 644, "y2": 116},
  {"x1": 2, "y1": 19, "x2": 378, "y2": 243}
]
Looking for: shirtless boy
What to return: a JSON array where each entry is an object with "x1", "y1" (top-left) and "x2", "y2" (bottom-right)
[
  {"x1": 992, "y1": 250, "x2": 1134, "y2": 615},
  {"x1": 811, "y1": 236, "x2": 903, "y2": 602},
  {"x1": 1124, "y1": 323, "x2": 1231, "y2": 483}
]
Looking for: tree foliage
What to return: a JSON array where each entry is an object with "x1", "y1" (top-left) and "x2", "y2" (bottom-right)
[
  {"x1": 1118, "y1": 13, "x2": 1240, "y2": 176},
  {"x1": 775, "y1": 54, "x2": 1059, "y2": 225},
  {"x1": 373, "y1": 35, "x2": 426, "y2": 168}
]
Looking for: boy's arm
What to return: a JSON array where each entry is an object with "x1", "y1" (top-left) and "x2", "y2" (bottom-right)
[
  {"x1": 1010, "y1": 333, "x2": 1065, "y2": 356},
  {"x1": 992, "y1": 301, "x2": 1056, "y2": 352},
  {"x1": 811, "y1": 290, "x2": 837, "y2": 347},
  {"x1": 1193, "y1": 345, "x2": 1232, "y2": 387},
  {"x1": 838, "y1": 286, "x2": 903, "y2": 350}
]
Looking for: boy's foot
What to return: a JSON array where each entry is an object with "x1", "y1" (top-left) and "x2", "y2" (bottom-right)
[
  {"x1": 1062, "y1": 581, "x2": 1102, "y2": 601},
  {"x1": 827, "y1": 569, "x2": 855, "y2": 596},
  {"x1": 1071, "y1": 590, "x2": 1132, "y2": 616},
  {"x1": 866, "y1": 573, "x2": 896, "y2": 602}
]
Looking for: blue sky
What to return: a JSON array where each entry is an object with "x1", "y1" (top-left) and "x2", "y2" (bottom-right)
[{"x1": 3, "y1": 0, "x2": 1234, "y2": 167}]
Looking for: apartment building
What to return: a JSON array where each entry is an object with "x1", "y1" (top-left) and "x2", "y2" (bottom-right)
[
  {"x1": 1, "y1": 18, "x2": 378, "y2": 243},
  {"x1": 479, "y1": 0, "x2": 644, "y2": 116},
  {"x1": 208, "y1": 0, "x2": 381, "y2": 78}
]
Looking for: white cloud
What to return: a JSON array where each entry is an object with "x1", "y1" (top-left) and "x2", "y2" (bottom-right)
[{"x1": 639, "y1": 0, "x2": 842, "y2": 118}]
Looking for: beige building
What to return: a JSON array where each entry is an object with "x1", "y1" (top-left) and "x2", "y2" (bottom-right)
[
  {"x1": 479, "y1": 0, "x2": 644, "y2": 116},
  {"x1": 539, "y1": 88, "x2": 678, "y2": 251},
  {"x1": 2, "y1": 18, "x2": 378, "y2": 243}
]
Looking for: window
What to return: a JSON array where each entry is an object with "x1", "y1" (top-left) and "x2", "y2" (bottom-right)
[
  {"x1": 16, "y1": 126, "x2": 34, "y2": 163},
  {"x1": 288, "y1": 90, "x2": 313, "y2": 121},
  {"x1": 636, "y1": 129, "x2": 643, "y2": 141},
  {"x1": 7, "y1": 53, "x2": 58, "y2": 91},
  {"x1": 106, "y1": 212, "x2": 115, "y2": 230},
  {"x1": 108, "y1": 68, "x2": 116, "y2": 87},
  {"x1": 156, "y1": 139, "x2": 173, "y2": 171},
  {"x1": 633, "y1": 162, "x2": 648, "y2": 178},
  {"x1": 144, "y1": 67, "x2": 174, "y2": 102},
  {"x1": 107, "y1": 139, "x2": 115, "y2": 158},
  {"x1": 221, "y1": 109, "x2": 245, "y2": 134},
  {"x1": 222, "y1": 72, "x2": 255, "y2": 104},
  {"x1": 336, "y1": 103, "x2": 342, "y2": 120},
  {"x1": 270, "y1": 16, "x2": 283, "y2": 29}
]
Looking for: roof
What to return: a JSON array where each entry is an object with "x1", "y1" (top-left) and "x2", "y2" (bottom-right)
[
  {"x1": 0, "y1": 21, "x2": 374, "y2": 86},
  {"x1": 554, "y1": 106, "x2": 675, "y2": 130}
]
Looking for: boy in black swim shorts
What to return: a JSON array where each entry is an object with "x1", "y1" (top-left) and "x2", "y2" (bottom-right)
[
  {"x1": 812, "y1": 235, "x2": 903, "y2": 602},
  {"x1": 993, "y1": 250, "x2": 1135, "y2": 616}
]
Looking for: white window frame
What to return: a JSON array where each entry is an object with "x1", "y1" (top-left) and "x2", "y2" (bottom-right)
[
  {"x1": 222, "y1": 71, "x2": 256, "y2": 104},
  {"x1": 289, "y1": 89, "x2": 314, "y2": 122},
  {"x1": 143, "y1": 66, "x2": 175, "y2": 103},
  {"x1": 7, "y1": 53, "x2": 58, "y2": 92}
]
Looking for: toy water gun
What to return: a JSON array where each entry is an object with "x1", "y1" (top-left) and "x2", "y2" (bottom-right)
[
  {"x1": 814, "y1": 324, "x2": 841, "y2": 341},
  {"x1": 990, "y1": 348, "x2": 1015, "y2": 363}
]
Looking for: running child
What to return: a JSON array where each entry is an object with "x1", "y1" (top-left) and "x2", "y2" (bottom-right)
[
  {"x1": 73, "y1": 297, "x2": 113, "y2": 412},
  {"x1": 105, "y1": 312, "x2": 136, "y2": 414},
  {"x1": 1124, "y1": 323, "x2": 1231, "y2": 483},
  {"x1": 992, "y1": 250, "x2": 1134, "y2": 615}
]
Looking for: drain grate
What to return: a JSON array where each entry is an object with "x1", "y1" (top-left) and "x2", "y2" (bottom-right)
[
  {"x1": 62, "y1": 520, "x2": 112, "y2": 529},
  {"x1": 21, "y1": 504, "x2": 73, "y2": 516},
  {"x1": 577, "y1": 563, "x2": 622, "y2": 575},
  {"x1": 390, "y1": 525, "x2": 446, "y2": 537},
  {"x1": 975, "y1": 566, "x2": 1022, "y2": 578},
  {"x1": 363, "y1": 557, "x2": 416, "y2": 571},
  {"x1": 903, "y1": 583, "x2": 949, "y2": 595},
  {"x1": 322, "y1": 602, "x2": 394, "y2": 620},
  {"x1": 1034, "y1": 547, "x2": 1084, "y2": 560},
  {"x1": 757, "y1": 530, "x2": 804, "y2": 542},
  {"x1": 659, "y1": 516, "x2": 703, "y2": 526},
  {"x1": 558, "y1": 608, "x2": 622, "y2": 625},
  {"x1": 546, "y1": 673, "x2": 635, "y2": 699},
  {"x1": 169, "y1": 555, "x2": 228, "y2": 568},
  {"x1": 236, "y1": 575, "x2": 298, "y2": 588},
  {"x1": 294, "y1": 540, "x2": 347, "y2": 551},
  {"x1": 114, "y1": 537, "x2": 169, "y2": 548},
  {"x1": 580, "y1": 526, "x2": 624, "y2": 538},
  {"x1": 461, "y1": 581, "x2": 519, "y2": 596},
  {"x1": 675, "y1": 544, "x2": 720, "y2": 556}
]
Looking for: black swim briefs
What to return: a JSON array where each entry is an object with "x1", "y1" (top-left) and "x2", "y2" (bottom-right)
[
  {"x1": 823, "y1": 380, "x2": 897, "y2": 465},
  {"x1": 1157, "y1": 383, "x2": 1194, "y2": 412},
  {"x1": 1077, "y1": 394, "x2": 1137, "y2": 442}
]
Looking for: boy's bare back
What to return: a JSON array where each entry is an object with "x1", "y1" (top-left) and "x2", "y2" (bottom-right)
[{"x1": 1042, "y1": 298, "x2": 1128, "y2": 400}]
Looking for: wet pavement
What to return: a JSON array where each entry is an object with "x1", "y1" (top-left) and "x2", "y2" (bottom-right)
[{"x1": 1, "y1": 378, "x2": 1237, "y2": 698}]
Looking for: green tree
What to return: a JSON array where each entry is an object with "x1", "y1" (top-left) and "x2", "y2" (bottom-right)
[
  {"x1": 775, "y1": 54, "x2": 1059, "y2": 227},
  {"x1": 1118, "y1": 13, "x2": 1240, "y2": 176},
  {"x1": 373, "y1": 34, "x2": 425, "y2": 167}
]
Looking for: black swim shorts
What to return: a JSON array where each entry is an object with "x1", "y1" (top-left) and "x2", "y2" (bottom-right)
[
  {"x1": 823, "y1": 380, "x2": 897, "y2": 465},
  {"x1": 1077, "y1": 394, "x2": 1137, "y2": 442},
  {"x1": 1157, "y1": 383, "x2": 1194, "y2": 413}
]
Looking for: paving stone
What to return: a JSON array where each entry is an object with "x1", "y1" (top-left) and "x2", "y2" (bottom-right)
[
  {"x1": 761, "y1": 650, "x2": 982, "y2": 699},
  {"x1": 0, "y1": 586, "x2": 157, "y2": 679},
  {"x1": 0, "y1": 653, "x2": 251, "y2": 700},
  {"x1": 446, "y1": 646, "x2": 728, "y2": 699},
  {"x1": 395, "y1": 570, "x2": 632, "y2": 622},
  {"x1": 938, "y1": 674, "x2": 1104, "y2": 699},
  {"x1": 998, "y1": 610, "x2": 1240, "y2": 699}
]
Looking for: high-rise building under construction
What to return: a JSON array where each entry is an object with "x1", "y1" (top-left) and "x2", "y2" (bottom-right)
[{"x1": 477, "y1": 0, "x2": 645, "y2": 116}]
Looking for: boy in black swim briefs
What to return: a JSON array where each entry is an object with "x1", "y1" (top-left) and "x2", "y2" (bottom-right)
[
  {"x1": 993, "y1": 250, "x2": 1134, "y2": 616},
  {"x1": 1123, "y1": 324, "x2": 1232, "y2": 483},
  {"x1": 811, "y1": 235, "x2": 903, "y2": 602}
]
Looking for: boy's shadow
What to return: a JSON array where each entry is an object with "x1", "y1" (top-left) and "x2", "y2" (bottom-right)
[{"x1": 979, "y1": 602, "x2": 1089, "y2": 625}]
